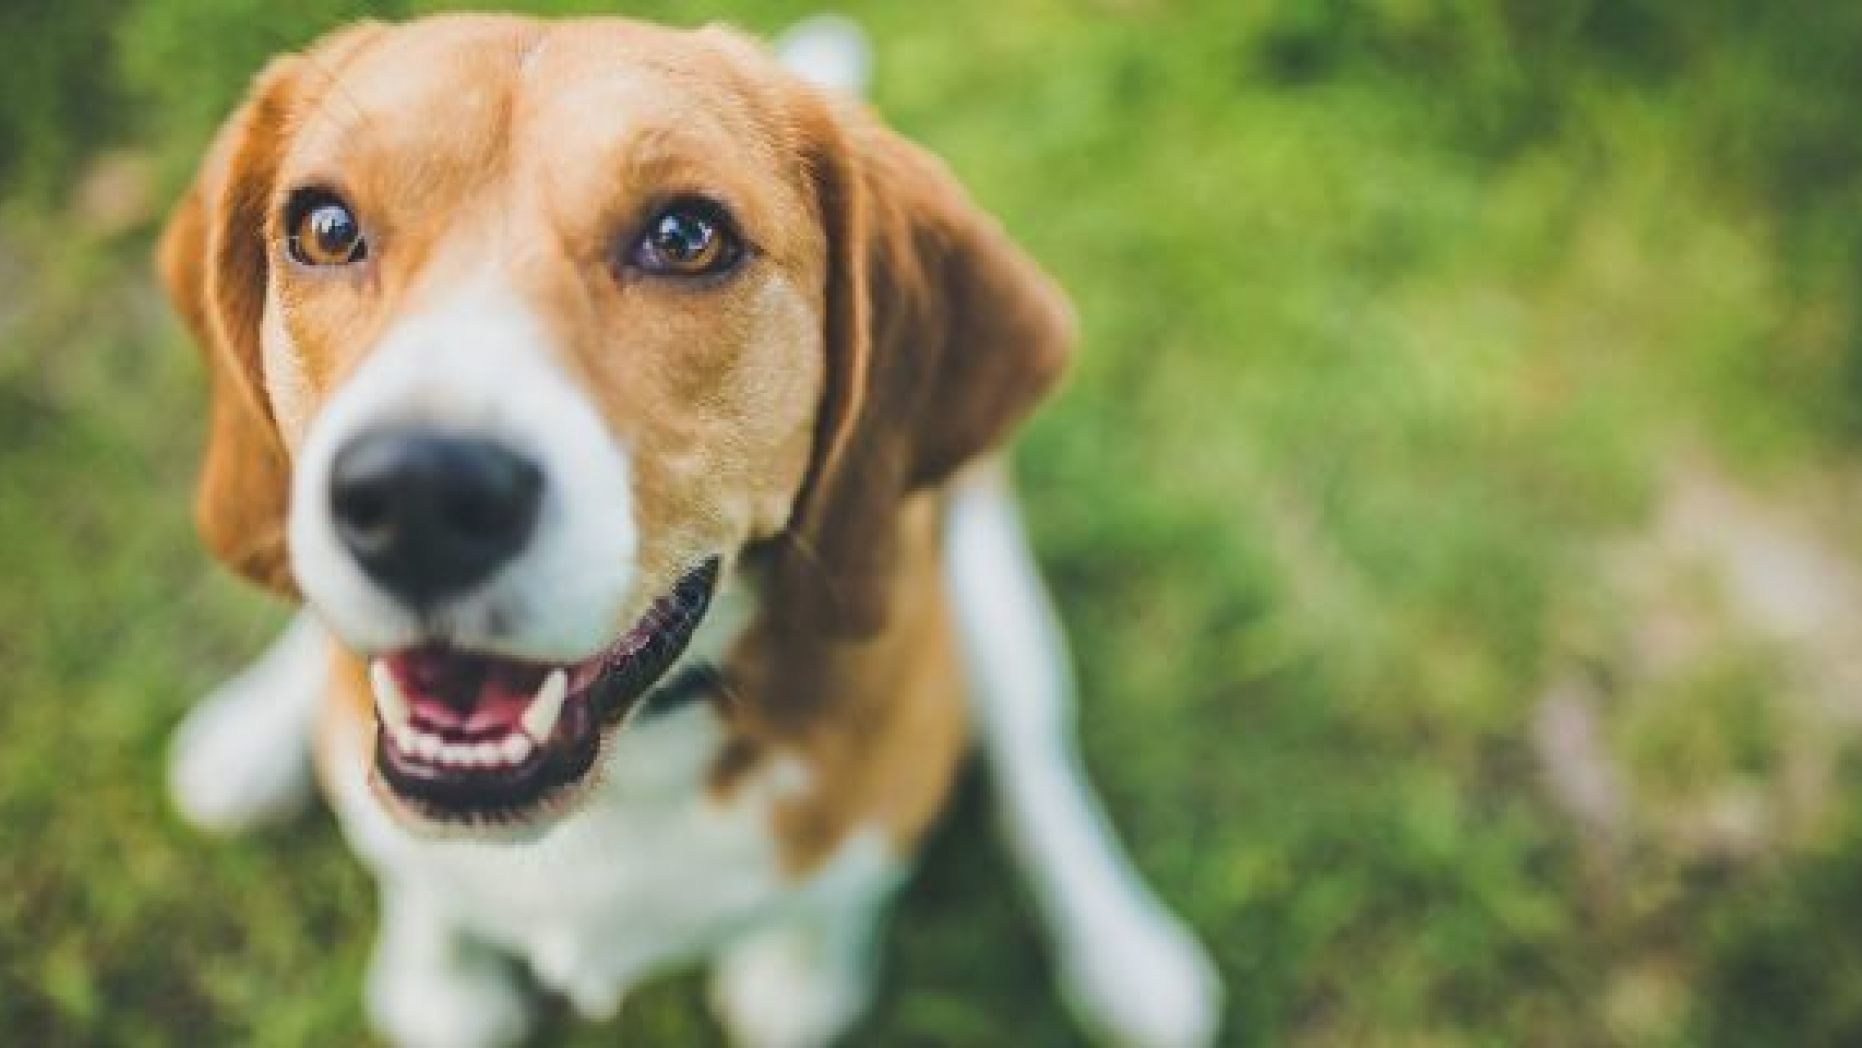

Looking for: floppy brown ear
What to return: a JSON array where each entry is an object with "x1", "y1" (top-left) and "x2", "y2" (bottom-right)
[
  {"x1": 156, "y1": 24, "x2": 384, "y2": 596},
  {"x1": 777, "y1": 101, "x2": 1077, "y2": 637}
]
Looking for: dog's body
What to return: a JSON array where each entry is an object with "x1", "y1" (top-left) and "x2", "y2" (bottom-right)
[{"x1": 162, "y1": 15, "x2": 1217, "y2": 1047}]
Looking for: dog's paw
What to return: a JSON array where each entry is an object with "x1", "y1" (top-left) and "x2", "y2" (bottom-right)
[
  {"x1": 528, "y1": 930, "x2": 630, "y2": 1023},
  {"x1": 166, "y1": 684, "x2": 315, "y2": 834},
  {"x1": 168, "y1": 614, "x2": 326, "y2": 833},
  {"x1": 367, "y1": 942, "x2": 531, "y2": 1048},
  {"x1": 710, "y1": 925, "x2": 873, "y2": 1048},
  {"x1": 1058, "y1": 907, "x2": 1223, "y2": 1048}
]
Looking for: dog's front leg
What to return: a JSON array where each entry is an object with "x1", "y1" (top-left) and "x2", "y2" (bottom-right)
[
  {"x1": 365, "y1": 879, "x2": 533, "y2": 1048},
  {"x1": 168, "y1": 612, "x2": 324, "y2": 833},
  {"x1": 709, "y1": 859, "x2": 902, "y2": 1048},
  {"x1": 946, "y1": 472, "x2": 1223, "y2": 1048}
]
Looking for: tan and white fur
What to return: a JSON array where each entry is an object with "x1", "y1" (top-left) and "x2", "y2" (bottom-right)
[{"x1": 163, "y1": 15, "x2": 1218, "y2": 1048}]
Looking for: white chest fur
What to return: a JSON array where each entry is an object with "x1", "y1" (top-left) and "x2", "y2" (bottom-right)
[
  {"x1": 321, "y1": 582, "x2": 897, "y2": 1027},
  {"x1": 326, "y1": 699, "x2": 873, "y2": 1017}
]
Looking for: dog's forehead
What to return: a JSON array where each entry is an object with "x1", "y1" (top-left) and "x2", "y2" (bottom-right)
[{"x1": 282, "y1": 18, "x2": 791, "y2": 195}]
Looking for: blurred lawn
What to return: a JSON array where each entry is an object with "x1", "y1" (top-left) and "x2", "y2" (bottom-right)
[{"x1": 8, "y1": 1, "x2": 1862, "y2": 1044}]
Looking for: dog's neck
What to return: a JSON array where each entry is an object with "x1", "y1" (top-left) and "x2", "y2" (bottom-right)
[{"x1": 703, "y1": 492, "x2": 967, "y2": 871}]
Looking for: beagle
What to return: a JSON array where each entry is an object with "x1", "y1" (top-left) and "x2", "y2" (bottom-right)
[{"x1": 159, "y1": 14, "x2": 1219, "y2": 1047}]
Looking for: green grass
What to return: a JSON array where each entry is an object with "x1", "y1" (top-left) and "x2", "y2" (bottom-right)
[{"x1": 9, "y1": 0, "x2": 1862, "y2": 1043}]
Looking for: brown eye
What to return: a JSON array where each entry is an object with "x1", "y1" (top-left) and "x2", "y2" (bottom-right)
[
  {"x1": 628, "y1": 200, "x2": 743, "y2": 277},
  {"x1": 286, "y1": 191, "x2": 367, "y2": 267}
]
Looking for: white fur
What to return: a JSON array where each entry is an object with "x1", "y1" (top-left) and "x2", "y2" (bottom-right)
[
  {"x1": 168, "y1": 613, "x2": 325, "y2": 833},
  {"x1": 775, "y1": 16, "x2": 872, "y2": 96},
  {"x1": 945, "y1": 472, "x2": 1224, "y2": 1048},
  {"x1": 286, "y1": 277, "x2": 639, "y2": 662},
  {"x1": 709, "y1": 855, "x2": 899, "y2": 1048},
  {"x1": 327, "y1": 583, "x2": 902, "y2": 1046}
]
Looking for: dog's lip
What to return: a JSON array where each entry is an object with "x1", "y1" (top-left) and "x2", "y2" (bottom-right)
[{"x1": 369, "y1": 557, "x2": 720, "y2": 821}]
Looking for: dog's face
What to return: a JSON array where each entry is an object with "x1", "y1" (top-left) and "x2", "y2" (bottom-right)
[{"x1": 159, "y1": 15, "x2": 1072, "y2": 831}]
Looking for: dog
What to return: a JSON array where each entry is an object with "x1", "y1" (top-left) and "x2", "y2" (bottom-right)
[{"x1": 159, "y1": 14, "x2": 1219, "y2": 1047}]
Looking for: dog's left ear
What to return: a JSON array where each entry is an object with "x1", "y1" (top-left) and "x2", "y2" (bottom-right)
[{"x1": 777, "y1": 96, "x2": 1077, "y2": 637}]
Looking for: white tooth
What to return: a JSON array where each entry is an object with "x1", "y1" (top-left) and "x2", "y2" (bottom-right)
[
  {"x1": 522, "y1": 669, "x2": 568, "y2": 742},
  {"x1": 474, "y1": 741, "x2": 502, "y2": 766},
  {"x1": 369, "y1": 660, "x2": 412, "y2": 731},
  {"x1": 393, "y1": 724, "x2": 419, "y2": 756},
  {"x1": 440, "y1": 742, "x2": 467, "y2": 766},
  {"x1": 416, "y1": 733, "x2": 443, "y2": 761},
  {"x1": 501, "y1": 734, "x2": 533, "y2": 764}
]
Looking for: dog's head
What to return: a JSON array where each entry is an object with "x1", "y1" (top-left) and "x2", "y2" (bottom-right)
[{"x1": 158, "y1": 15, "x2": 1072, "y2": 830}]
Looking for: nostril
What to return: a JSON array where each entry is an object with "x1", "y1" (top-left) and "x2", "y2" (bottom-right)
[
  {"x1": 332, "y1": 478, "x2": 392, "y2": 539},
  {"x1": 329, "y1": 437, "x2": 413, "y2": 554}
]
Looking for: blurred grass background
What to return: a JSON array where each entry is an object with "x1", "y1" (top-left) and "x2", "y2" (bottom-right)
[{"x1": 7, "y1": 0, "x2": 1862, "y2": 1043}]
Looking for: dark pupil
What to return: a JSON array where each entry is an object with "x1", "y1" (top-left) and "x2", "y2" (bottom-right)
[
  {"x1": 653, "y1": 213, "x2": 712, "y2": 262},
  {"x1": 311, "y1": 205, "x2": 357, "y2": 256}
]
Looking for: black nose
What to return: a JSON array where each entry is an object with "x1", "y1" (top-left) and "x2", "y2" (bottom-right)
[{"x1": 329, "y1": 430, "x2": 543, "y2": 607}]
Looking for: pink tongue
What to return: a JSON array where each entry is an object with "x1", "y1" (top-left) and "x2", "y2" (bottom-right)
[{"x1": 387, "y1": 648, "x2": 550, "y2": 735}]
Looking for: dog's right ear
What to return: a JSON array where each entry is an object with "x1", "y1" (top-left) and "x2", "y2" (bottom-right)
[
  {"x1": 773, "y1": 94, "x2": 1076, "y2": 638},
  {"x1": 156, "y1": 24, "x2": 384, "y2": 596}
]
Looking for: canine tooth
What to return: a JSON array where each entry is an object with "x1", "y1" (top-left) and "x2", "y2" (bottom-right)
[
  {"x1": 416, "y1": 733, "x2": 443, "y2": 761},
  {"x1": 393, "y1": 724, "x2": 419, "y2": 756},
  {"x1": 501, "y1": 734, "x2": 534, "y2": 764},
  {"x1": 522, "y1": 669, "x2": 569, "y2": 741},
  {"x1": 369, "y1": 660, "x2": 412, "y2": 731}
]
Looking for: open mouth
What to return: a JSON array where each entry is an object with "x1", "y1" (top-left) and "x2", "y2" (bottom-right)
[{"x1": 366, "y1": 558, "x2": 720, "y2": 822}]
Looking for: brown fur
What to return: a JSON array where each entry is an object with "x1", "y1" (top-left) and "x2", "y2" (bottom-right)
[
  {"x1": 162, "y1": 15, "x2": 1073, "y2": 874},
  {"x1": 726, "y1": 493, "x2": 972, "y2": 870}
]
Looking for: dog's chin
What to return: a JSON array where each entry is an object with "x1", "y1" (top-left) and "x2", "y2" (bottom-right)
[{"x1": 363, "y1": 558, "x2": 720, "y2": 835}]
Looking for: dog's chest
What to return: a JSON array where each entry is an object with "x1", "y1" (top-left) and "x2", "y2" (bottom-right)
[{"x1": 329, "y1": 702, "x2": 808, "y2": 1003}]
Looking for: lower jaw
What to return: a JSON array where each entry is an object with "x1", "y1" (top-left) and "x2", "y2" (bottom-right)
[
  {"x1": 374, "y1": 724, "x2": 602, "y2": 825},
  {"x1": 368, "y1": 558, "x2": 720, "y2": 826}
]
